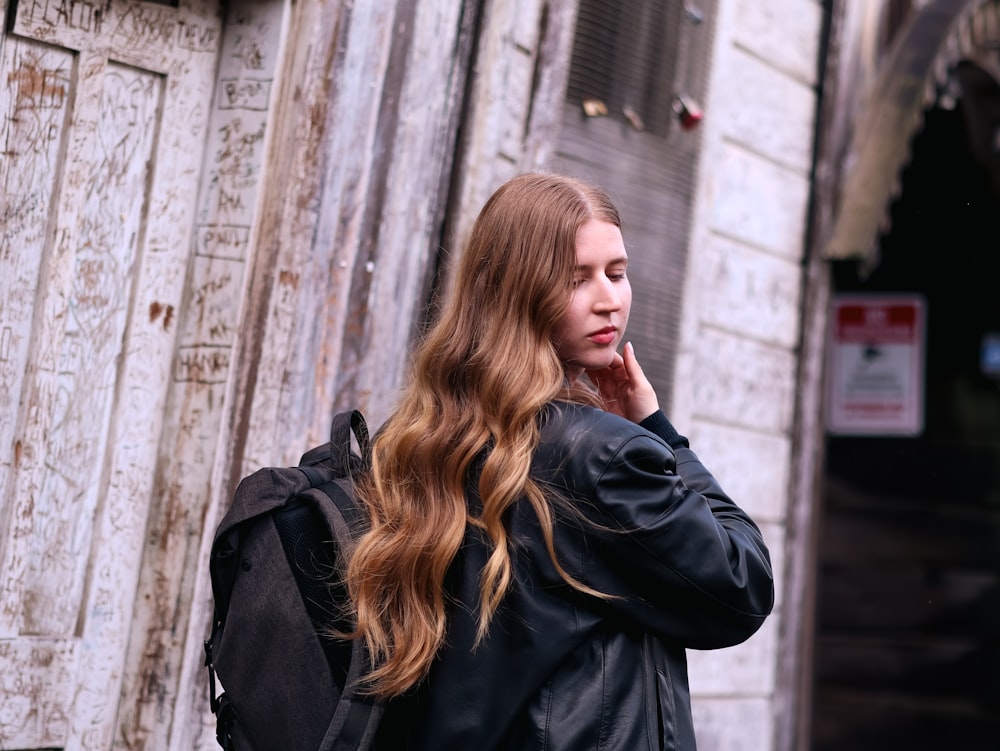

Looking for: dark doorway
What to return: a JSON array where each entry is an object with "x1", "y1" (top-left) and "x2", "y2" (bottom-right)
[{"x1": 811, "y1": 83, "x2": 1000, "y2": 748}]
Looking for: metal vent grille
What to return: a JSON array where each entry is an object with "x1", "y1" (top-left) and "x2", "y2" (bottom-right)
[
  {"x1": 566, "y1": 0, "x2": 683, "y2": 136},
  {"x1": 554, "y1": 0, "x2": 716, "y2": 411}
]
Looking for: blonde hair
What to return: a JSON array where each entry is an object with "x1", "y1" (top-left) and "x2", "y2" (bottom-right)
[{"x1": 346, "y1": 173, "x2": 621, "y2": 697}]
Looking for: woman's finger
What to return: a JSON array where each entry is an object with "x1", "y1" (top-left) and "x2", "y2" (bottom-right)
[
  {"x1": 622, "y1": 342, "x2": 644, "y2": 381},
  {"x1": 620, "y1": 342, "x2": 660, "y2": 421}
]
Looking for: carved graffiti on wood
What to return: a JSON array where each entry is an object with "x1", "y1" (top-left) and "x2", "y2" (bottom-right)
[
  {"x1": 18, "y1": 61, "x2": 159, "y2": 636},
  {"x1": 115, "y1": 3, "x2": 285, "y2": 748},
  {"x1": 0, "y1": 638, "x2": 77, "y2": 747},
  {"x1": 0, "y1": 0, "x2": 224, "y2": 748},
  {"x1": 0, "y1": 37, "x2": 75, "y2": 641},
  {"x1": 12, "y1": 0, "x2": 219, "y2": 73}
]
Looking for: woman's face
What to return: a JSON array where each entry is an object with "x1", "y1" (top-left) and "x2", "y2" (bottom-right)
[{"x1": 552, "y1": 219, "x2": 632, "y2": 382}]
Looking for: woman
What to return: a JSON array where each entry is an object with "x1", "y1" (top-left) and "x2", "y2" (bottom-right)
[{"x1": 348, "y1": 172, "x2": 774, "y2": 750}]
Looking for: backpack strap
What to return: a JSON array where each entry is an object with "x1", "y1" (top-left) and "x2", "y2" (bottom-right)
[
  {"x1": 305, "y1": 475, "x2": 384, "y2": 751},
  {"x1": 301, "y1": 409, "x2": 371, "y2": 475},
  {"x1": 331, "y1": 409, "x2": 370, "y2": 466},
  {"x1": 318, "y1": 639, "x2": 384, "y2": 751}
]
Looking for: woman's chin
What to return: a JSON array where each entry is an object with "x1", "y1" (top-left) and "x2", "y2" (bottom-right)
[{"x1": 591, "y1": 351, "x2": 619, "y2": 371}]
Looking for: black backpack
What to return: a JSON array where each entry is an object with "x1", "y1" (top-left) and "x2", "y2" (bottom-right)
[{"x1": 204, "y1": 410, "x2": 384, "y2": 751}]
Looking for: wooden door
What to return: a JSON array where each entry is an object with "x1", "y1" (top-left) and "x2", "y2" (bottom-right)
[{"x1": 0, "y1": 1, "x2": 223, "y2": 747}]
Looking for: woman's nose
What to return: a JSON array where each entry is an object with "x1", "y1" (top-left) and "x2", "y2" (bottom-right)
[{"x1": 594, "y1": 277, "x2": 623, "y2": 311}]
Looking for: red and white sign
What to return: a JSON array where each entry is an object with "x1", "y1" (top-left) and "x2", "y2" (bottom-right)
[{"x1": 825, "y1": 295, "x2": 926, "y2": 436}]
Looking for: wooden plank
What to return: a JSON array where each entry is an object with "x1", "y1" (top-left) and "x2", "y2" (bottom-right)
[
  {"x1": 815, "y1": 633, "x2": 999, "y2": 694},
  {"x1": 818, "y1": 564, "x2": 1000, "y2": 635},
  {"x1": 11, "y1": 0, "x2": 223, "y2": 75},
  {"x1": 0, "y1": 38, "x2": 74, "y2": 639},
  {"x1": 114, "y1": 3, "x2": 284, "y2": 748},
  {"x1": 242, "y1": 0, "x2": 398, "y2": 470},
  {"x1": 10, "y1": 0, "x2": 110, "y2": 52},
  {"x1": 27, "y1": 60, "x2": 159, "y2": 636},
  {"x1": 0, "y1": 40, "x2": 109, "y2": 643},
  {"x1": 521, "y1": 0, "x2": 580, "y2": 167},
  {"x1": 812, "y1": 686, "x2": 1000, "y2": 751},
  {"x1": 69, "y1": 3, "x2": 224, "y2": 747},
  {"x1": 345, "y1": 0, "x2": 480, "y2": 425},
  {"x1": 442, "y1": 0, "x2": 572, "y2": 299},
  {"x1": 818, "y1": 504, "x2": 1000, "y2": 568},
  {"x1": 0, "y1": 33, "x2": 112, "y2": 676}
]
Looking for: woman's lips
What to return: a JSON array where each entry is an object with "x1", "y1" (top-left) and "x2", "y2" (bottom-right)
[{"x1": 588, "y1": 327, "x2": 617, "y2": 345}]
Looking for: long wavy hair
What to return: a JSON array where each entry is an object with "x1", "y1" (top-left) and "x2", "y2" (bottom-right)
[{"x1": 347, "y1": 173, "x2": 622, "y2": 697}]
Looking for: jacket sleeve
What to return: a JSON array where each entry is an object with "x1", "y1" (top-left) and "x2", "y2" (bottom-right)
[{"x1": 555, "y1": 418, "x2": 774, "y2": 649}]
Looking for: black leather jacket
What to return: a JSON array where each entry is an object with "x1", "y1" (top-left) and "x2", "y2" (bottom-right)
[{"x1": 374, "y1": 402, "x2": 774, "y2": 750}]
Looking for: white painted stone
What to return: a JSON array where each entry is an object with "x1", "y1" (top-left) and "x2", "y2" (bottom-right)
[
  {"x1": 732, "y1": 0, "x2": 824, "y2": 84},
  {"x1": 762, "y1": 520, "x2": 785, "y2": 607},
  {"x1": 687, "y1": 523, "x2": 783, "y2": 740},
  {"x1": 692, "y1": 696, "x2": 776, "y2": 751},
  {"x1": 676, "y1": 5, "x2": 826, "y2": 751},
  {"x1": 698, "y1": 233, "x2": 803, "y2": 349},
  {"x1": 709, "y1": 142, "x2": 811, "y2": 260},
  {"x1": 714, "y1": 46, "x2": 817, "y2": 171},
  {"x1": 687, "y1": 422, "x2": 791, "y2": 524},
  {"x1": 689, "y1": 612, "x2": 779, "y2": 695},
  {"x1": 691, "y1": 329, "x2": 797, "y2": 434},
  {"x1": 670, "y1": 349, "x2": 698, "y2": 440}
]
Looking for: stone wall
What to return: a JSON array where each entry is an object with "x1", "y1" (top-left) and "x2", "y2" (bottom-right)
[{"x1": 673, "y1": 1, "x2": 826, "y2": 748}]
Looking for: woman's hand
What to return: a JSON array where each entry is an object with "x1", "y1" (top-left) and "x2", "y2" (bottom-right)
[{"x1": 586, "y1": 341, "x2": 660, "y2": 423}]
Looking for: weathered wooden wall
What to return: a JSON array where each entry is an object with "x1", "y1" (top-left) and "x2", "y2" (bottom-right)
[
  {"x1": 176, "y1": 1, "x2": 485, "y2": 743},
  {"x1": 0, "y1": 0, "x2": 579, "y2": 747},
  {"x1": 115, "y1": 3, "x2": 291, "y2": 747},
  {"x1": 0, "y1": 1, "x2": 224, "y2": 746},
  {"x1": 176, "y1": 1, "x2": 580, "y2": 747}
]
